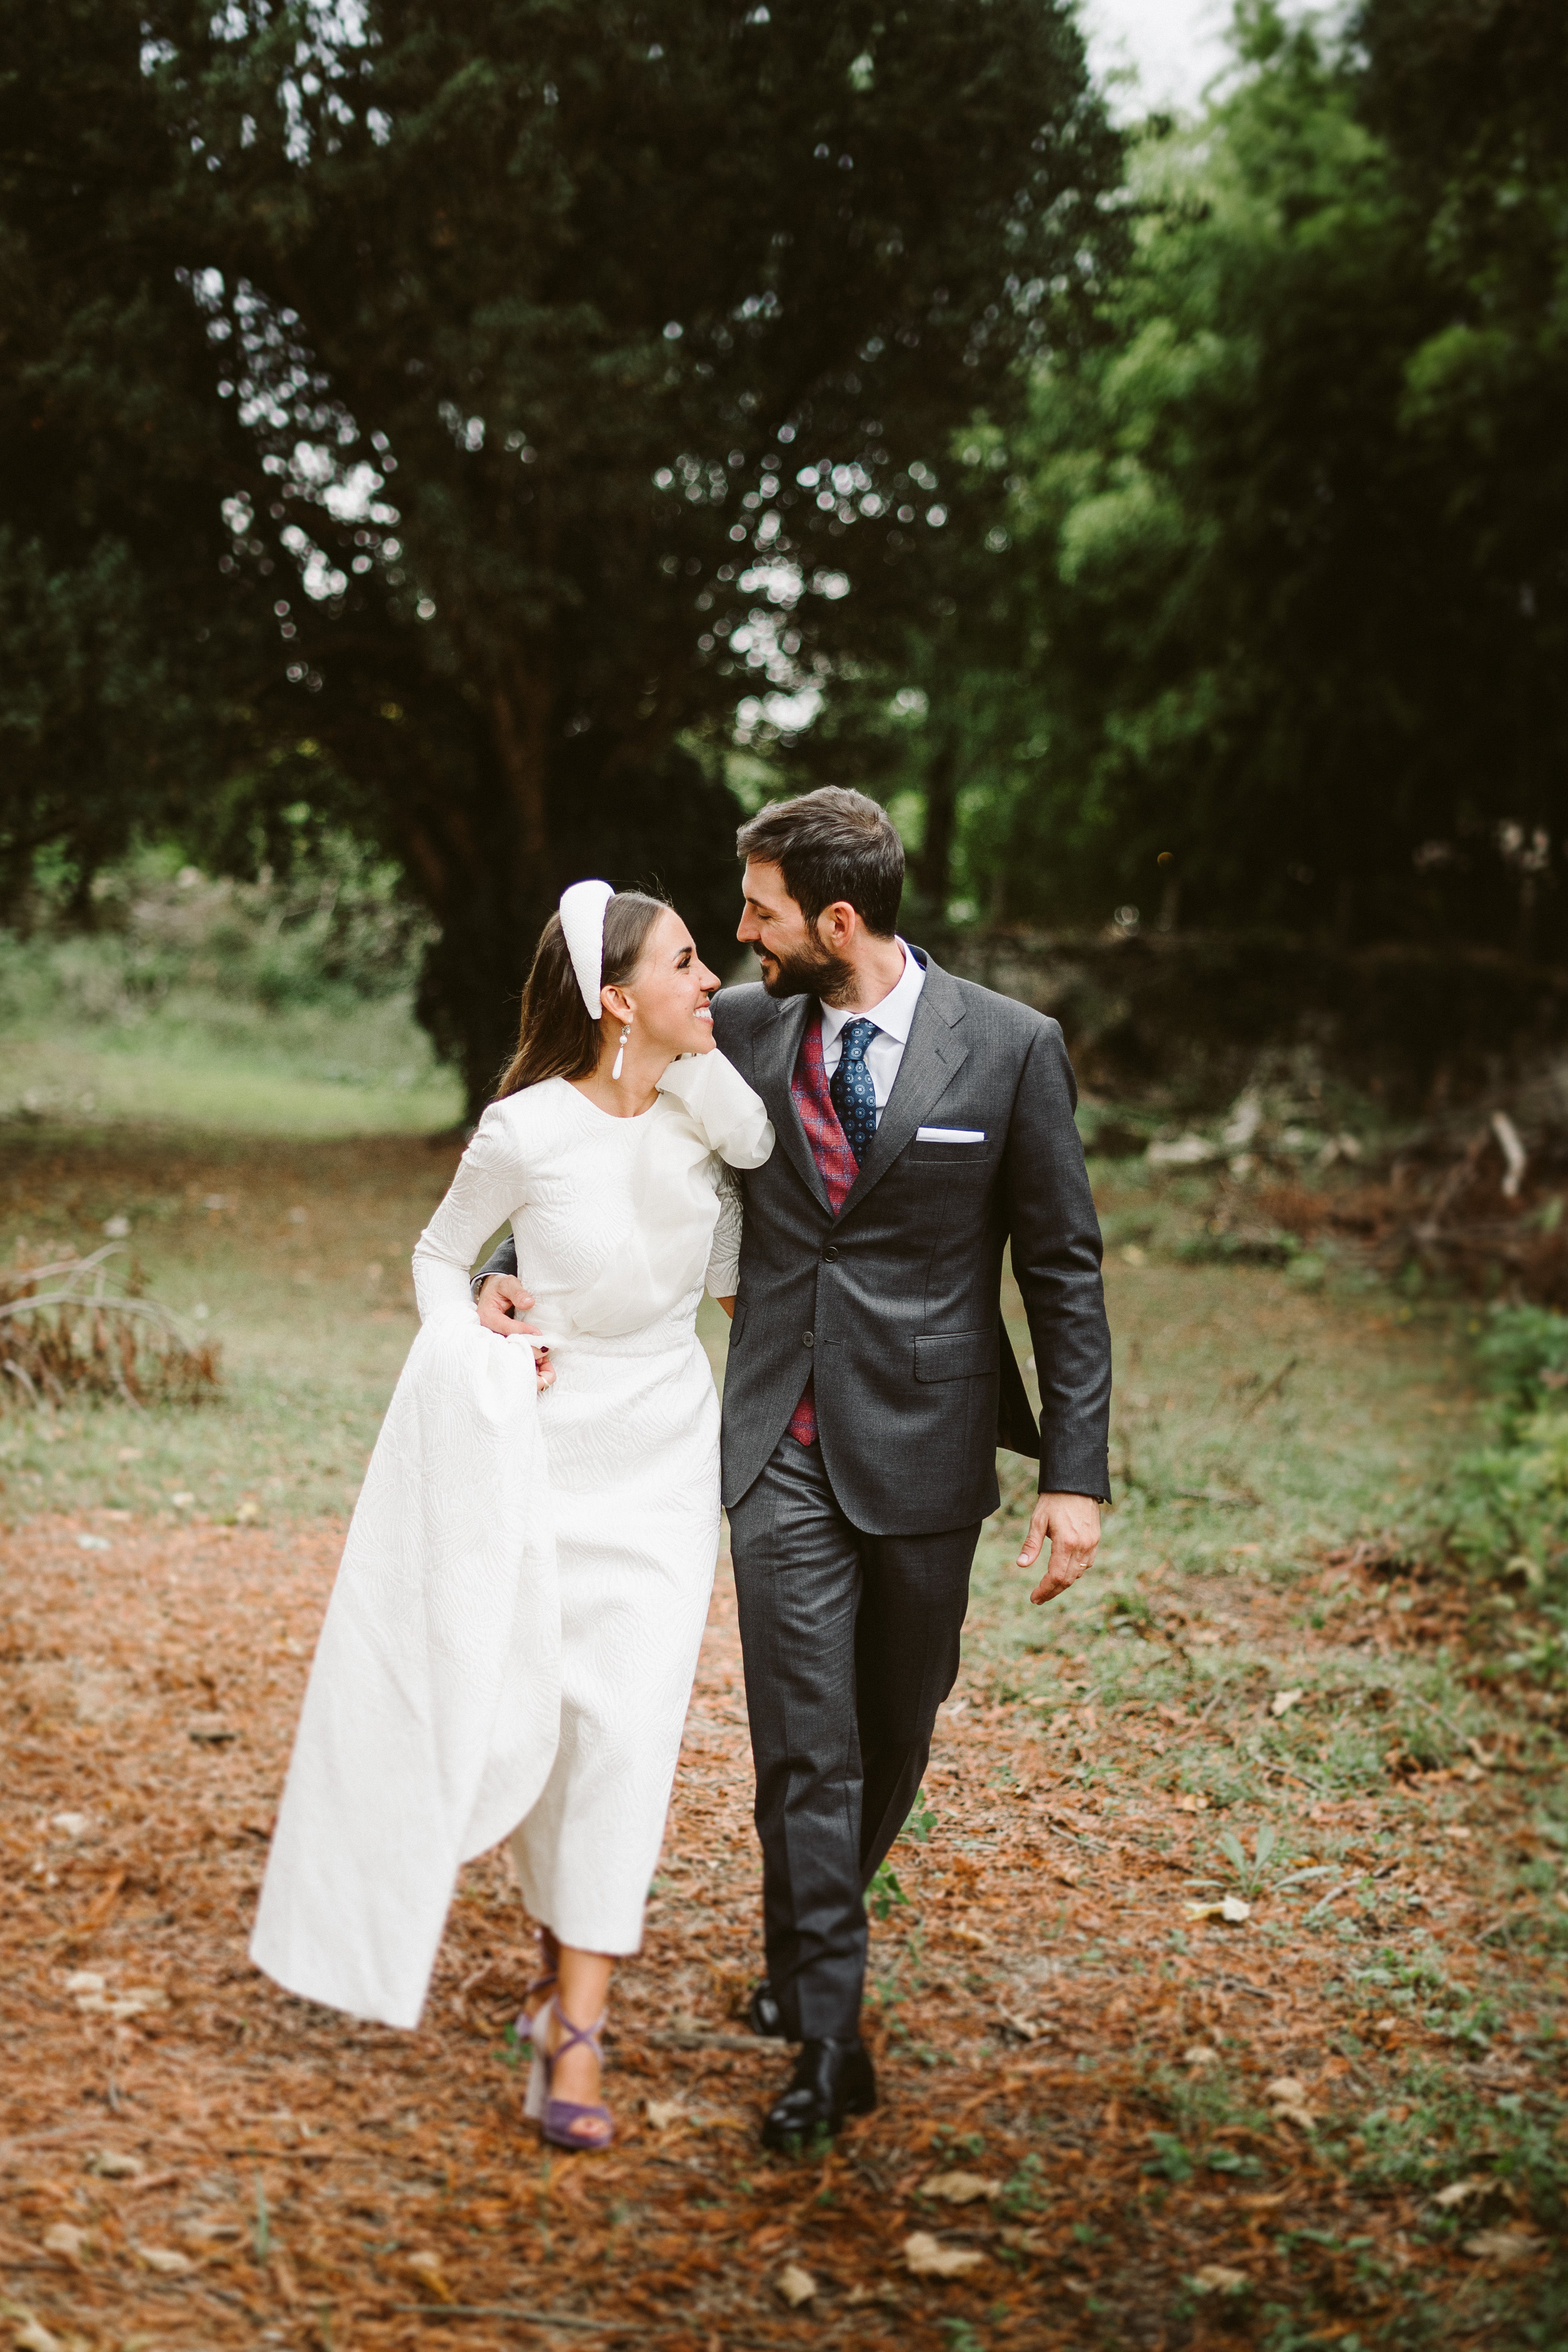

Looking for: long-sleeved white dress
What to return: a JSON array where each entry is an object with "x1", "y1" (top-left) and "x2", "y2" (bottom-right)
[{"x1": 250, "y1": 1048, "x2": 772, "y2": 2029}]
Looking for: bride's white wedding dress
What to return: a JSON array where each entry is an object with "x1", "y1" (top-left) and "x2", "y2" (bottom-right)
[{"x1": 251, "y1": 1048, "x2": 772, "y2": 2029}]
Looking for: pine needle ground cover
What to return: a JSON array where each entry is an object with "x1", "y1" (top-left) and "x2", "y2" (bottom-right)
[{"x1": 2, "y1": 1135, "x2": 1566, "y2": 2351}]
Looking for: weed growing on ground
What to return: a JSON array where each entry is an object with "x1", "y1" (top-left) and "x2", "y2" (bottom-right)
[{"x1": 1432, "y1": 1300, "x2": 1568, "y2": 1650}]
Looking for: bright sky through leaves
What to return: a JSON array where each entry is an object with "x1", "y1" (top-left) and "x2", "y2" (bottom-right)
[
  {"x1": 1081, "y1": 0, "x2": 1333, "y2": 117},
  {"x1": 1080, "y1": 0, "x2": 1233, "y2": 114}
]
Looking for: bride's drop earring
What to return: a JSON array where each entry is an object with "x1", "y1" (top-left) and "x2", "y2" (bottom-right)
[{"x1": 611, "y1": 1022, "x2": 631, "y2": 1082}]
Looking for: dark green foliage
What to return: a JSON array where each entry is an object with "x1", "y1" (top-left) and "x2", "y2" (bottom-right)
[
  {"x1": 1144, "y1": 2130, "x2": 1194, "y2": 2184},
  {"x1": 947, "y1": 927, "x2": 1568, "y2": 1110},
  {"x1": 805, "y1": 3, "x2": 1568, "y2": 953},
  {"x1": 0, "y1": 5, "x2": 269, "y2": 904},
  {"x1": 1473, "y1": 1303, "x2": 1568, "y2": 1427},
  {"x1": 997, "y1": 2, "x2": 1556, "y2": 942},
  {"x1": 1, "y1": 0, "x2": 1122, "y2": 1104},
  {"x1": 17, "y1": 0, "x2": 1568, "y2": 1075},
  {"x1": 1440, "y1": 1304, "x2": 1568, "y2": 1628}
]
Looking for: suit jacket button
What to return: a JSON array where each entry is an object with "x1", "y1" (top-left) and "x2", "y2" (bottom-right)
[
  {"x1": 823, "y1": 1246, "x2": 839, "y2": 1263},
  {"x1": 803, "y1": 1330, "x2": 815, "y2": 1347}
]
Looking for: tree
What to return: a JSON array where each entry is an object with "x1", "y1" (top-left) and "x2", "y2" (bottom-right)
[
  {"x1": 0, "y1": 4, "x2": 252, "y2": 912},
  {"x1": 1352, "y1": 0, "x2": 1568, "y2": 953},
  {"x1": 0, "y1": 0, "x2": 1123, "y2": 1102},
  {"x1": 721, "y1": 444, "x2": 1045, "y2": 936},
  {"x1": 873, "y1": 2, "x2": 1568, "y2": 955}
]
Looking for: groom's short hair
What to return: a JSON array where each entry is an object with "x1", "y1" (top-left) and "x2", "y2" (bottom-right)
[{"x1": 736, "y1": 788, "x2": 904, "y2": 937}]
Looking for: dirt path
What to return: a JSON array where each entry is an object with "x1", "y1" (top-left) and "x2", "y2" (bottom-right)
[{"x1": 2, "y1": 1500, "x2": 1565, "y2": 2351}]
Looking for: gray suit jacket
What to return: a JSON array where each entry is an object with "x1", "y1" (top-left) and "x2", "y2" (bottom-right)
[
  {"x1": 477, "y1": 948, "x2": 1111, "y2": 1535},
  {"x1": 711, "y1": 950, "x2": 1110, "y2": 1531}
]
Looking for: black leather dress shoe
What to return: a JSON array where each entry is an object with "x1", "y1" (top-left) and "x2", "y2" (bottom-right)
[
  {"x1": 748, "y1": 1980, "x2": 784, "y2": 2038},
  {"x1": 761, "y1": 2036, "x2": 876, "y2": 2150}
]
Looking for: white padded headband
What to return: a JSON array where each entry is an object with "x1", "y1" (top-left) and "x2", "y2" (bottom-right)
[{"x1": 558, "y1": 878, "x2": 615, "y2": 1021}]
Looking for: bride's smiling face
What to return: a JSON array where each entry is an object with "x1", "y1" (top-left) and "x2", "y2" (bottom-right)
[{"x1": 603, "y1": 909, "x2": 720, "y2": 1058}]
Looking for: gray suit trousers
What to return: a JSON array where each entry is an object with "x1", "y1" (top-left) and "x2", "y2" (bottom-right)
[{"x1": 728, "y1": 1432, "x2": 980, "y2": 2042}]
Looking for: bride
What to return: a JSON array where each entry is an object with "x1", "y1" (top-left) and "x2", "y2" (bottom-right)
[{"x1": 251, "y1": 881, "x2": 774, "y2": 2152}]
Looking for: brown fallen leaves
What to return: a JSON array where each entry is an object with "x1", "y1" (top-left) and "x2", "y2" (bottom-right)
[
  {"x1": 0, "y1": 1509, "x2": 1562, "y2": 2350},
  {"x1": 133, "y1": 2246, "x2": 194, "y2": 2275},
  {"x1": 1184, "y1": 1894, "x2": 1251, "y2": 1924},
  {"x1": 918, "y1": 2171, "x2": 1002, "y2": 2206},
  {"x1": 1265, "y1": 2075, "x2": 1318, "y2": 2132},
  {"x1": 1432, "y1": 2176, "x2": 1490, "y2": 2211},
  {"x1": 1463, "y1": 2229, "x2": 1544, "y2": 2266},
  {"x1": 1191, "y1": 2262, "x2": 1250, "y2": 2295},
  {"x1": 903, "y1": 2231, "x2": 987, "y2": 2279},
  {"x1": 774, "y1": 2260, "x2": 816, "y2": 2306},
  {"x1": 405, "y1": 2248, "x2": 456, "y2": 2301},
  {"x1": 10, "y1": 2316, "x2": 66, "y2": 2352}
]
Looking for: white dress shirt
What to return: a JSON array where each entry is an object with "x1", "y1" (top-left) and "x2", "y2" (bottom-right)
[{"x1": 818, "y1": 940, "x2": 925, "y2": 1122}]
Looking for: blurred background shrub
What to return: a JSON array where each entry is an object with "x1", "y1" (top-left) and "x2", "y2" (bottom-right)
[{"x1": 0, "y1": 836, "x2": 434, "y2": 1029}]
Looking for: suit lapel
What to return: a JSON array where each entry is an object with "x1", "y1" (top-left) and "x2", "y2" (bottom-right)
[
  {"x1": 752, "y1": 993, "x2": 831, "y2": 1212},
  {"x1": 840, "y1": 953, "x2": 970, "y2": 1217}
]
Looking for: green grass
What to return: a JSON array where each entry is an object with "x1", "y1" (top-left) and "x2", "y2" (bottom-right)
[
  {"x1": 0, "y1": 1110, "x2": 1493, "y2": 1597},
  {"x1": 964, "y1": 1160, "x2": 1521, "y2": 1841},
  {"x1": 0, "y1": 851, "x2": 461, "y2": 1512},
  {"x1": 0, "y1": 1117, "x2": 1475, "y2": 1551},
  {"x1": 0, "y1": 840, "x2": 462, "y2": 1137},
  {"x1": 0, "y1": 1127, "x2": 442, "y2": 1523},
  {"x1": 0, "y1": 990, "x2": 461, "y2": 1137},
  {"x1": 985, "y1": 1148, "x2": 1468, "y2": 1616}
]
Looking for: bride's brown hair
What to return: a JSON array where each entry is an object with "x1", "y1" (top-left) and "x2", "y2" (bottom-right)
[{"x1": 494, "y1": 890, "x2": 669, "y2": 1098}]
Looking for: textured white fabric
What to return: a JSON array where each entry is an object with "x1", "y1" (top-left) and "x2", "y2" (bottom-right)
[
  {"x1": 251, "y1": 1049, "x2": 771, "y2": 2027},
  {"x1": 819, "y1": 938, "x2": 925, "y2": 1109},
  {"x1": 705, "y1": 1166, "x2": 744, "y2": 1298},
  {"x1": 558, "y1": 878, "x2": 615, "y2": 1018},
  {"x1": 249, "y1": 1311, "x2": 558, "y2": 2028}
]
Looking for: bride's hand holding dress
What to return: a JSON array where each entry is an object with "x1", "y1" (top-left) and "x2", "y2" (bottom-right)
[{"x1": 250, "y1": 895, "x2": 772, "y2": 2115}]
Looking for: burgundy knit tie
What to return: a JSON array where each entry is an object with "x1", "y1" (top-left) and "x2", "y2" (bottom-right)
[{"x1": 785, "y1": 1019, "x2": 861, "y2": 1446}]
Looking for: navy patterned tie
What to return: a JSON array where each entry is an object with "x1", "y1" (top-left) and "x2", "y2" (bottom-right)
[{"x1": 829, "y1": 1017, "x2": 880, "y2": 1168}]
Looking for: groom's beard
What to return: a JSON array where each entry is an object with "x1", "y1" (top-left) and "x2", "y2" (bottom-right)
[{"x1": 757, "y1": 939, "x2": 855, "y2": 1003}]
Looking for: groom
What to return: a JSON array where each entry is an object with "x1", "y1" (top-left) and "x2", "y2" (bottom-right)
[{"x1": 479, "y1": 788, "x2": 1111, "y2": 2146}]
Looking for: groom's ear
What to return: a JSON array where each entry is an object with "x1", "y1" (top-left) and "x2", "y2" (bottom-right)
[{"x1": 813, "y1": 900, "x2": 858, "y2": 950}]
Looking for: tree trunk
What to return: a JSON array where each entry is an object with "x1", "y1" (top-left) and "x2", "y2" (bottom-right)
[
  {"x1": 398, "y1": 689, "x2": 743, "y2": 1119},
  {"x1": 403, "y1": 678, "x2": 559, "y2": 1120},
  {"x1": 917, "y1": 736, "x2": 959, "y2": 920},
  {"x1": 490, "y1": 677, "x2": 552, "y2": 899}
]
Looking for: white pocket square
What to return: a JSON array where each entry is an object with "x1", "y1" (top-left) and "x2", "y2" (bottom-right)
[{"x1": 917, "y1": 1126, "x2": 986, "y2": 1143}]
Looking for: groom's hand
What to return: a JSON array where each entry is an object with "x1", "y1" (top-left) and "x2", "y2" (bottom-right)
[
  {"x1": 475, "y1": 1274, "x2": 555, "y2": 1390},
  {"x1": 1018, "y1": 1492, "x2": 1101, "y2": 1605}
]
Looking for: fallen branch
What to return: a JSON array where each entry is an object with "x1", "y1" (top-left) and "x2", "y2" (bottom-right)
[
  {"x1": 0, "y1": 1243, "x2": 219, "y2": 1410},
  {"x1": 643, "y1": 2028, "x2": 773, "y2": 2054}
]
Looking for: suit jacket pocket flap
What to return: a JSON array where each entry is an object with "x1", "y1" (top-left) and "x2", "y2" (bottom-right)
[{"x1": 914, "y1": 1328, "x2": 1000, "y2": 1383}]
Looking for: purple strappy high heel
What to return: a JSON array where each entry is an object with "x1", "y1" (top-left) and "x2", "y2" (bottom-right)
[{"x1": 523, "y1": 1995, "x2": 614, "y2": 2152}]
